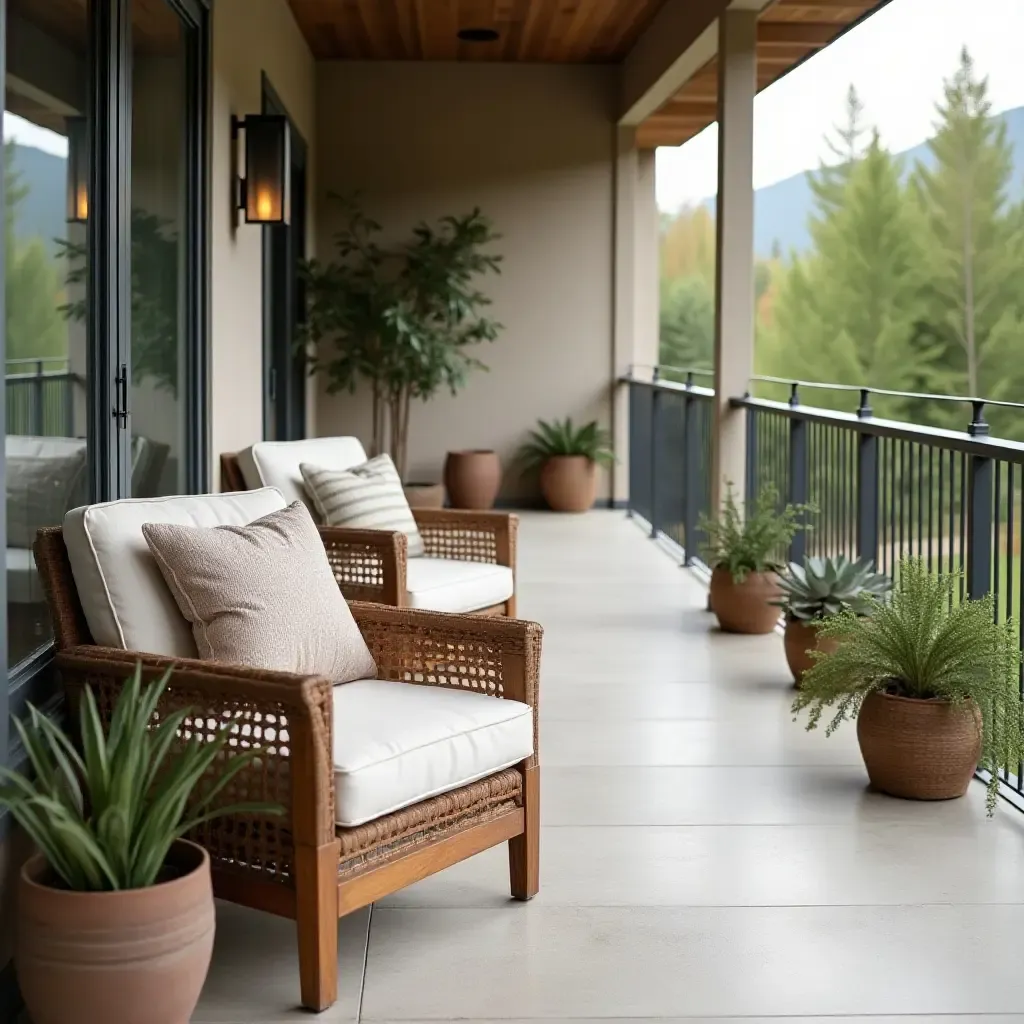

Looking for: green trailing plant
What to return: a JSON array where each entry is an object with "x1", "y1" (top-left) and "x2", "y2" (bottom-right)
[
  {"x1": 0, "y1": 664, "x2": 282, "y2": 891},
  {"x1": 774, "y1": 555, "x2": 891, "y2": 622},
  {"x1": 301, "y1": 196, "x2": 502, "y2": 480},
  {"x1": 517, "y1": 418, "x2": 615, "y2": 471},
  {"x1": 792, "y1": 557, "x2": 1024, "y2": 813},
  {"x1": 698, "y1": 482, "x2": 813, "y2": 582}
]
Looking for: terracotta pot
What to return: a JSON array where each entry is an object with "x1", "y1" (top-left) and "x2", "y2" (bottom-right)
[
  {"x1": 403, "y1": 482, "x2": 445, "y2": 509},
  {"x1": 17, "y1": 839, "x2": 215, "y2": 1024},
  {"x1": 856, "y1": 689, "x2": 982, "y2": 801},
  {"x1": 540, "y1": 455, "x2": 596, "y2": 512},
  {"x1": 444, "y1": 450, "x2": 501, "y2": 510},
  {"x1": 709, "y1": 566, "x2": 781, "y2": 634},
  {"x1": 784, "y1": 618, "x2": 841, "y2": 686}
]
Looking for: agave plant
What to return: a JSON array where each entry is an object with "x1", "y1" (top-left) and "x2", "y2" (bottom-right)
[
  {"x1": 774, "y1": 555, "x2": 891, "y2": 622},
  {"x1": 0, "y1": 664, "x2": 282, "y2": 891},
  {"x1": 517, "y1": 417, "x2": 615, "y2": 470}
]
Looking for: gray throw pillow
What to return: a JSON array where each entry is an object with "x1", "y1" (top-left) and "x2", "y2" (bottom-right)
[{"x1": 142, "y1": 501, "x2": 377, "y2": 681}]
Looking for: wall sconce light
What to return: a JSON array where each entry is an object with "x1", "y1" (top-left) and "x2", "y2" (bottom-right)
[
  {"x1": 231, "y1": 114, "x2": 290, "y2": 225},
  {"x1": 66, "y1": 116, "x2": 89, "y2": 223}
]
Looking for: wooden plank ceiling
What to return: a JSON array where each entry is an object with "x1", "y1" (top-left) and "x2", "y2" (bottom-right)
[
  {"x1": 287, "y1": 0, "x2": 667, "y2": 62},
  {"x1": 637, "y1": 0, "x2": 882, "y2": 149}
]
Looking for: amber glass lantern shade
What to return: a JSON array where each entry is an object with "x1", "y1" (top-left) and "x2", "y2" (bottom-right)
[
  {"x1": 234, "y1": 114, "x2": 290, "y2": 225},
  {"x1": 65, "y1": 116, "x2": 89, "y2": 223}
]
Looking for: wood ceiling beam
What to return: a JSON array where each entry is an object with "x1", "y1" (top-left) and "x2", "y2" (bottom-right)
[
  {"x1": 757, "y1": 22, "x2": 837, "y2": 47},
  {"x1": 770, "y1": 0, "x2": 872, "y2": 10}
]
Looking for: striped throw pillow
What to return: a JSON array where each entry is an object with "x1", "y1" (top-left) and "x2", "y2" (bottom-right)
[{"x1": 300, "y1": 455, "x2": 425, "y2": 558}]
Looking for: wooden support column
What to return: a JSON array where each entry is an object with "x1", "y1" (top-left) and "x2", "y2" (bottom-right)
[{"x1": 711, "y1": 8, "x2": 757, "y2": 511}]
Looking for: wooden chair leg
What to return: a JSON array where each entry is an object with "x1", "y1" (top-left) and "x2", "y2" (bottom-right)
[
  {"x1": 509, "y1": 765, "x2": 539, "y2": 900},
  {"x1": 295, "y1": 841, "x2": 340, "y2": 1012},
  {"x1": 505, "y1": 594, "x2": 517, "y2": 617}
]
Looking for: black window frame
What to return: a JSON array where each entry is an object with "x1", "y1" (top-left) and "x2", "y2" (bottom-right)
[
  {"x1": 261, "y1": 72, "x2": 308, "y2": 443},
  {"x1": 0, "y1": 0, "x2": 211, "y2": 798}
]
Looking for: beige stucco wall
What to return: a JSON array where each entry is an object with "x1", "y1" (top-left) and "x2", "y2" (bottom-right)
[
  {"x1": 209, "y1": 0, "x2": 315, "y2": 486},
  {"x1": 314, "y1": 62, "x2": 618, "y2": 503}
]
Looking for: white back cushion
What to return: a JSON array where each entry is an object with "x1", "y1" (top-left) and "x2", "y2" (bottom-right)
[
  {"x1": 64, "y1": 488, "x2": 287, "y2": 657},
  {"x1": 237, "y1": 437, "x2": 369, "y2": 509}
]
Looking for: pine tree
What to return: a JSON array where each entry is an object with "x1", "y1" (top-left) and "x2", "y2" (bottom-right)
[
  {"x1": 659, "y1": 274, "x2": 714, "y2": 374},
  {"x1": 4, "y1": 141, "x2": 66, "y2": 363},
  {"x1": 758, "y1": 131, "x2": 932, "y2": 418},
  {"x1": 810, "y1": 84, "x2": 868, "y2": 214},
  {"x1": 912, "y1": 47, "x2": 1022, "y2": 415}
]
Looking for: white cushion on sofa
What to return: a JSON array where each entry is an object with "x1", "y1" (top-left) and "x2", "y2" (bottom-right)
[
  {"x1": 405, "y1": 558, "x2": 514, "y2": 614},
  {"x1": 63, "y1": 488, "x2": 288, "y2": 657},
  {"x1": 332, "y1": 678, "x2": 532, "y2": 827},
  {"x1": 238, "y1": 437, "x2": 368, "y2": 510}
]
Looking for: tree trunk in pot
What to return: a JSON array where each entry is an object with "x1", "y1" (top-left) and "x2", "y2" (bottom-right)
[
  {"x1": 784, "y1": 618, "x2": 841, "y2": 686},
  {"x1": 17, "y1": 839, "x2": 215, "y2": 1024},
  {"x1": 444, "y1": 450, "x2": 501, "y2": 509},
  {"x1": 540, "y1": 455, "x2": 596, "y2": 512},
  {"x1": 856, "y1": 690, "x2": 982, "y2": 801},
  {"x1": 709, "y1": 566, "x2": 781, "y2": 634}
]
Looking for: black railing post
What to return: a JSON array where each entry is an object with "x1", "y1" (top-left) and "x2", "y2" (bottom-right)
[
  {"x1": 649, "y1": 367, "x2": 660, "y2": 538},
  {"x1": 32, "y1": 360, "x2": 44, "y2": 436},
  {"x1": 682, "y1": 375, "x2": 698, "y2": 565},
  {"x1": 788, "y1": 385, "x2": 808, "y2": 563},
  {"x1": 856, "y1": 390, "x2": 879, "y2": 564},
  {"x1": 744, "y1": 394, "x2": 758, "y2": 515},
  {"x1": 967, "y1": 402, "x2": 993, "y2": 599}
]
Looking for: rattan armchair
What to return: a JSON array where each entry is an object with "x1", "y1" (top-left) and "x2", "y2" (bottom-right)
[
  {"x1": 221, "y1": 451, "x2": 518, "y2": 615},
  {"x1": 33, "y1": 526, "x2": 541, "y2": 1014}
]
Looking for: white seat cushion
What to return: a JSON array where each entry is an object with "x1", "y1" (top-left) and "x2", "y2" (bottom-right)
[
  {"x1": 405, "y1": 558, "x2": 514, "y2": 614},
  {"x1": 238, "y1": 437, "x2": 369, "y2": 510},
  {"x1": 6, "y1": 547, "x2": 41, "y2": 605},
  {"x1": 332, "y1": 679, "x2": 532, "y2": 826},
  {"x1": 63, "y1": 488, "x2": 288, "y2": 657}
]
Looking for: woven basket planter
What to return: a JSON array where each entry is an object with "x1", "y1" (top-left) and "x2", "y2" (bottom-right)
[
  {"x1": 856, "y1": 689, "x2": 982, "y2": 801},
  {"x1": 784, "y1": 619, "x2": 841, "y2": 687},
  {"x1": 709, "y1": 567, "x2": 781, "y2": 634}
]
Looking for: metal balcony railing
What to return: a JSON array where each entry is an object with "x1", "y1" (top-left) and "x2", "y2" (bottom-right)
[
  {"x1": 625, "y1": 367, "x2": 1024, "y2": 810},
  {"x1": 5, "y1": 358, "x2": 82, "y2": 437}
]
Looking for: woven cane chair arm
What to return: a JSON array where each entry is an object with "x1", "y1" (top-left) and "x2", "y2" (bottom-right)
[
  {"x1": 56, "y1": 646, "x2": 336, "y2": 850},
  {"x1": 411, "y1": 509, "x2": 518, "y2": 567},
  {"x1": 317, "y1": 525, "x2": 406, "y2": 605}
]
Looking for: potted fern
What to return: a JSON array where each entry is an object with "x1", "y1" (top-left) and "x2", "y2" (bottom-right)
[
  {"x1": 792, "y1": 558, "x2": 1024, "y2": 812},
  {"x1": 774, "y1": 556, "x2": 891, "y2": 685},
  {"x1": 517, "y1": 418, "x2": 615, "y2": 512},
  {"x1": 698, "y1": 482, "x2": 811, "y2": 634},
  {"x1": 0, "y1": 665, "x2": 282, "y2": 1024}
]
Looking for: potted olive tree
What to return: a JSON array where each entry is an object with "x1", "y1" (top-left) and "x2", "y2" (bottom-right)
[
  {"x1": 0, "y1": 665, "x2": 281, "y2": 1024},
  {"x1": 517, "y1": 418, "x2": 615, "y2": 512},
  {"x1": 793, "y1": 557, "x2": 1024, "y2": 813},
  {"x1": 774, "y1": 555, "x2": 891, "y2": 685},
  {"x1": 699, "y1": 482, "x2": 812, "y2": 634},
  {"x1": 302, "y1": 198, "x2": 502, "y2": 507}
]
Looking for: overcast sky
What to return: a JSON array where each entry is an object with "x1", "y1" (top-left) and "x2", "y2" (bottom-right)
[{"x1": 656, "y1": 0, "x2": 1024, "y2": 211}]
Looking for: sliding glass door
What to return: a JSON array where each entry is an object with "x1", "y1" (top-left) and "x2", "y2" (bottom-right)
[{"x1": 0, "y1": 0, "x2": 209, "y2": 742}]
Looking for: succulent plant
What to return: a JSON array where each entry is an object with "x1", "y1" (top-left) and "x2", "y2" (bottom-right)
[{"x1": 774, "y1": 555, "x2": 891, "y2": 622}]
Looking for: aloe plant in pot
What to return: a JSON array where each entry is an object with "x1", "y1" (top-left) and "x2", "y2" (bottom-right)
[
  {"x1": 792, "y1": 557, "x2": 1024, "y2": 813},
  {"x1": 0, "y1": 664, "x2": 282, "y2": 1024},
  {"x1": 698, "y1": 482, "x2": 812, "y2": 634},
  {"x1": 517, "y1": 418, "x2": 615, "y2": 512},
  {"x1": 774, "y1": 555, "x2": 891, "y2": 686}
]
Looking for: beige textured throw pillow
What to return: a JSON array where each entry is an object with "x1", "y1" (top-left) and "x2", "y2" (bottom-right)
[
  {"x1": 300, "y1": 455, "x2": 426, "y2": 557},
  {"x1": 141, "y1": 501, "x2": 377, "y2": 681}
]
